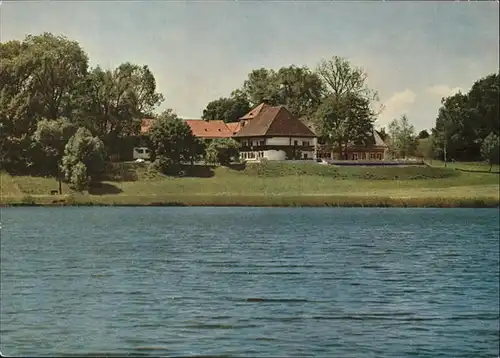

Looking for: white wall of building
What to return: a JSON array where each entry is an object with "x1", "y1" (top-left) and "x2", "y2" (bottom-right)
[{"x1": 240, "y1": 149, "x2": 315, "y2": 161}]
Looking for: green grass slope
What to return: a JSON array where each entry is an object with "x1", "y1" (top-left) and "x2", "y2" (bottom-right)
[{"x1": 1, "y1": 161, "x2": 498, "y2": 207}]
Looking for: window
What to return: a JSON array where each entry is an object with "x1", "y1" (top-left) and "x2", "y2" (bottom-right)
[
  {"x1": 302, "y1": 141, "x2": 310, "y2": 146},
  {"x1": 294, "y1": 140, "x2": 298, "y2": 146},
  {"x1": 144, "y1": 149, "x2": 150, "y2": 154},
  {"x1": 242, "y1": 141, "x2": 248, "y2": 146},
  {"x1": 303, "y1": 153, "x2": 308, "y2": 159},
  {"x1": 259, "y1": 140, "x2": 265, "y2": 146}
]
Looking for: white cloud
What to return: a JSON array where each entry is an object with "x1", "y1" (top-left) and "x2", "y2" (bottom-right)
[
  {"x1": 426, "y1": 85, "x2": 463, "y2": 98},
  {"x1": 379, "y1": 89, "x2": 417, "y2": 125}
]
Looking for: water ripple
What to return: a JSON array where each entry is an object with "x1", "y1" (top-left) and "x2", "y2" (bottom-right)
[{"x1": 1, "y1": 207, "x2": 498, "y2": 357}]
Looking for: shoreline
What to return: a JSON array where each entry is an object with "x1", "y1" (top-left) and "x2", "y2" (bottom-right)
[{"x1": 1, "y1": 195, "x2": 499, "y2": 208}]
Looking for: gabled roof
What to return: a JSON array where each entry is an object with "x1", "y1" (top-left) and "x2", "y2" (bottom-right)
[
  {"x1": 184, "y1": 119, "x2": 233, "y2": 138},
  {"x1": 239, "y1": 103, "x2": 270, "y2": 120},
  {"x1": 234, "y1": 105, "x2": 316, "y2": 138},
  {"x1": 373, "y1": 130, "x2": 388, "y2": 148},
  {"x1": 226, "y1": 122, "x2": 242, "y2": 135}
]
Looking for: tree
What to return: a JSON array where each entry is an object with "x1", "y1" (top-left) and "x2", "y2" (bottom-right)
[
  {"x1": 202, "y1": 96, "x2": 250, "y2": 123},
  {"x1": 242, "y1": 68, "x2": 280, "y2": 106},
  {"x1": 417, "y1": 129, "x2": 430, "y2": 139},
  {"x1": 315, "y1": 56, "x2": 380, "y2": 108},
  {"x1": 20, "y1": 33, "x2": 89, "y2": 121},
  {"x1": 61, "y1": 127, "x2": 106, "y2": 191},
  {"x1": 240, "y1": 66, "x2": 325, "y2": 118},
  {"x1": 274, "y1": 66, "x2": 325, "y2": 118},
  {"x1": 78, "y1": 63, "x2": 164, "y2": 146},
  {"x1": 205, "y1": 138, "x2": 240, "y2": 166},
  {"x1": 432, "y1": 73, "x2": 499, "y2": 162},
  {"x1": 0, "y1": 34, "x2": 89, "y2": 172},
  {"x1": 387, "y1": 115, "x2": 417, "y2": 159},
  {"x1": 481, "y1": 132, "x2": 500, "y2": 171},
  {"x1": 416, "y1": 136, "x2": 436, "y2": 162},
  {"x1": 433, "y1": 92, "x2": 475, "y2": 162},
  {"x1": 314, "y1": 93, "x2": 375, "y2": 159},
  {"x1": 467, "y1": 73, "x2": 500, "y2": 140},
  {"x1": 32, "y1": 118, "x2": 77, "y2": 175},
  {"x1": 148, "y1": 109, "x2": 203, "y2": 174}
]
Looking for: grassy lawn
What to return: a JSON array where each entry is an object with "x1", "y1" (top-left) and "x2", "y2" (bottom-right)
[
  {"x1": 0, "y1": 172, "x2": 23, "y2": 197},
  {"x1": 426, "y1": 160, "x2": 500, "y2": 173},
  {"x1": 1, "y1": 161, "x2": 498, "y2": 207}
]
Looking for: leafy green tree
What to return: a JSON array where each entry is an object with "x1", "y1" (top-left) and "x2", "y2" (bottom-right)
[
  {"x1": 32, "y1": 118, "x2": 77, "y2": 175},
  {"x1": 242, "y1": 68, "x2": 280, "y2": 106},
  {"x1": 240, "y1": 66, "x2": 325, "y2": 118},
  {"x1": 315, "y1": 56, "x2": 380, "y2": 109},
  {"x1": 433, "y1": 92, "x2": 475, "y2": 161},
  {"x1": 388, "y1": 115, "x2": 418, "y2": 159},
  {"x1": 314, "y1": 93, "x2": 374, "y2": 159},
  {"x1": 481, "y1": 132, "x2": 500, "y2": 171},
  {"x1": 205, "y1": 138, "x2": 240, "y2": 166},
  {"x1": 416, "y1": 136, "x2": 436, "y2": 162},
  {"x1": 202, "y1": 96, "x2": 250, "y2": 123},
  {"x1": 148, "y1": 110, "x2": 204, "y2": 174},
  {"x1": 417, "y1": 129, "x2": 430, "y2": 139},
  {"x1": 77, "y1": 63, "x2": 164, "y2": 156},
  {"x1": 61, "y1": 127, "x2": 106, "y2": 190},
  {"x1": 467, "y1": 73, "x2": 500, "y2": 140},
  {"x1": 432, "y1": 73, "x2": 499, "y2": 162},
  {"x1": 0, "y1": 34, "x2": 89, "y2": 172}
]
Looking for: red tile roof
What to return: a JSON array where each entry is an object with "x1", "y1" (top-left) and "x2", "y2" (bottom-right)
[
  {"x1": 226, "y1": 122, "x2": 242, "y2": 134},
  {"x1": 185, "y1": 119, "x2": 233, "y2": 138},
  {"x1": 234, "y1": 106, "x2": 316, "y2": 138},
  {"x1": 239, "y1": 103, "x2": 270, "y2": 120}
]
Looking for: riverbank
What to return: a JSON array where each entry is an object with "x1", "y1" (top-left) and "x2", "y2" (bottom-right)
[{"x1": 1, "y1": 162, "x2": 499, "y2": 208}]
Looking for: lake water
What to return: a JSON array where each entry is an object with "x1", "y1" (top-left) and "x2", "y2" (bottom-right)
[{"x1": 0, "y1": 207, "x2": 499, "y2": 357}]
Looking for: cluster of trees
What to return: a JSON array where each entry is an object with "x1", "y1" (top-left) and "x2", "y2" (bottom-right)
[
  {"x1": 382, "y1": 73, "x2": 499, "y2": 169},
  {"x1": 203, "y1": 56, "x2": 382, "y2": 159},
  {"x1": 432, "y1": 73, "x2": 499, "y2": 166},
  {"x1": 1, "y1": 32, "x2": 165, "y2": 189}
]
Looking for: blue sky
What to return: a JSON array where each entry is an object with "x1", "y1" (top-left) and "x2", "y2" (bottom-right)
[{"x1": 1, "y1": 0, "x2": 498, "y2": 131}]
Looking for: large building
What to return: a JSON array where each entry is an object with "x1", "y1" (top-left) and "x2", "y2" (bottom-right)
[{"x1": 139, "y1": 102, "x2": 388, "y2": 162}]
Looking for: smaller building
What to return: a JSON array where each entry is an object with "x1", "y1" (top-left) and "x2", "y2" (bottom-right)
[{"x1": 316, "y1": 129, "x2": 388, "y2": 160}]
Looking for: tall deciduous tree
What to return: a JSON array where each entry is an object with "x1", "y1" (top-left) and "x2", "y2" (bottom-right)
[
  {"x1": 388, "y1": 115, "x2": 417, "y2": 159},
  {"x1": 433, "y1": 92, "x2": 475, "y2": 161},
  {"x1": 61, "y1": 127, "x2": 106, "y2": 191},
  {"x1": 417, "y1": 129, "x2": 430, "y2": 139},
  {"x1": 78, "y1": 63, "x2": 164, "y2": 139},
  {"x1": 0, "y1": 34, "x2": 89, "y2": 171},
  {"x1": 148, "y1": 110, "x2": 204, "y2": 174},
  {"x1": 240, "y1": 66, "x2": 325, "y2": 118},
  {"x1": 314, "y1": 93, "x2": 374, "y2": 159},
  {"x1": 242, "y1": 68, "x2": 280, "y2": 106},
  {"x1": 32, "y1": 118, "x2": 78, "y2": 175},
  {"x1": 432, "y1": 72, "x2": 499, "y2": 162},
  {"x1": 316, "y1": 56, "x2": 380, "y2": 104},
  {"x1": 202, "y1": 96, "x2": 250, "y2": 123},
  {"x1": 481, "y1": 132, "x2": 500, "y2": 171}
]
